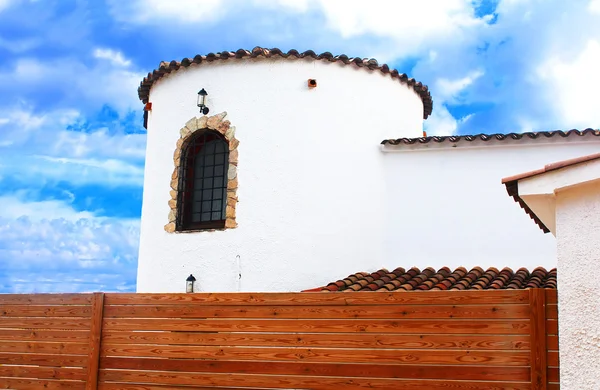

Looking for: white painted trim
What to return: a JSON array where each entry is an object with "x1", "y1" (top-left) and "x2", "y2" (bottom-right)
[{"x1": 516, "y1": 159, "x2": 600, "y2": 235}]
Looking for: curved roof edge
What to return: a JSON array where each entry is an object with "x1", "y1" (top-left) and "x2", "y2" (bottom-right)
[
  {"x1": 382, "y1": 128, "x2": 600, "y2": 146},
  {"x1": 138, "y1": 47, "x2": 433, "y2": 119}
]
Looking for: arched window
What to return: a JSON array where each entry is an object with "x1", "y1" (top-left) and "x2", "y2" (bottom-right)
[{"x1": 177, "y1": 131, "x2": 229, "y2": 231}]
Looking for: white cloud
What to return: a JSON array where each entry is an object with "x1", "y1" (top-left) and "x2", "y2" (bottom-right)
[
  {"x1": 0, "y1": 57, "x2": 142, "y2": 113},
  {"x1": 589, "y1": 0, "x2": 600, "y2": 13},
  {"x1": 316, "y1": 0, "x2": 481, "y2": 40},
  {"x1": 0, "y1": 193, "x2": 139, "y2": 293},
  {"x1": 425, "y1": 106, "x2": 473, "y2": 136},
  {"x1": 0, "y1": 0, "x2": 14, "y2": 12},
  {"x1": 0, "y1": 193, "x2": 95, "y2": 221},
  {"x1": 111, "y1": 0, "x2": 224, "y2": 23},
  {"x1": 0, "y1": 106, "x2": 146, "y2": 188},
  {"x1": 93, "y1": 48, "x2": 132, "y2": 67},
  {"x1": 0, "y1": 213, "x2": 139, "y2": 293},
  {"x1": 436, "y1": 69, "x2": 484, "y2": 101},
  {"x1": 537, "y1": 40, "x2": 600, "y2": 129},
  {"x1": 31, "y1": 155, "x2": 145, "y2": 187}
]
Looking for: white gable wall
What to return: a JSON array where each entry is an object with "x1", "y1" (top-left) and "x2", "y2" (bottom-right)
[
  {"x1": 505, "y1": 160, "x2": 600, "y2": 389},
  {"x1": 380, "y1": 138, "x2": 600, "y2": 277}
]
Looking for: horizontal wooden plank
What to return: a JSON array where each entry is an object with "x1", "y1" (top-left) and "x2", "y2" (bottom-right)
[
  {"x1": 0, "y1": 294, "x2": 92, "y2": 305},
  {"x1": 548, "y1": 351, "x2": 559, "y2": 367},
  {"x1": 0, "y1": 377, "x2": 85, "y2": 389},
  {"x1": 99, "y1": 370, "x2": 532, "y2": 389},
  {"x1": 0, "y1": 341, "x2": 88, "y2": 355},
  {"x1": 0, "y1": 329, "x2": 89, "y2": 342},
  {"x1": 0, "y1": 365, "x2": 86, "y2": 381},
  {"x1": 0, "y1": 305, "x2": 91, "y2": 318},
  {"x1": 547, "y1": 335, "x2": 559, "y2": 351},
  {"x1": 104, "y1": 303, "x2": 530, "y2": 320},
  {"x1": 546, "y1": 304, "x2": 558, "y2": 319},
  {"x1": 547, "y1": 384, "x2": 559, "y2": 390},
  {"x1": 103, "y1": 318, "x2": 530, "y2": 334},
  {"x1": 0, "y1": 352, "x2": 87, "y2": 368},
  {"x1": 101, "y1": 344, "x2": 530, "y2": 366},
  {"x1": 102, "y1": 357, "x2": 531, "y2": 381},
  {"x1": 0, "y1": 317, "x2": 91, "y2": 330},
  {"x1": 102, "y1": 331, "x2": 530, "y2": 350},
  {"x1": 548, "y1": 367, "x2": 559, "y2": 382},
  {"x1": 547, "y1": 319, "x2": 558, "y2": 335},
  {"x1": 104, "y1": 290, "x2": 530, "y2": 306},
  {"x1": 101, "y1": 386, "x2": 239, "y2": 390},
  {"x1": 545, "y1": 290, "x2": 558, "y2": 304}
]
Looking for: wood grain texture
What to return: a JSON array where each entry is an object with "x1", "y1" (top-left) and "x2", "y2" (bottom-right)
[
  {"x1": 0, "y1": 366, "x2": 86, "y2": 381},
  {"x1": 86, "y1": 292, "x2": 104, "y2": 390},
  {"x1": 547, "y1": 335, "x2": 559, "y2": 351},
  {"x1": 99, "y1": 370, "x2": 532, "y2": 390},
  {"x1": 547, "y1": 351, "x2": 559, "y2": 367},
  {"x1": 0, "y1": 317, "x2": 91, "y2": 330},
  {"x1": 101, "y1": 344, "x2": 530, "y2": 365},
  {"x1": 529, "y1": 289, "x2": 547, "y2": 390},
  {"x1": 0, "y1": 340, "x2": 88, "y2": 354},
  {"x1": 0, "y1": 352, "x2": 87, "y2": 367},
  {"x1": 102, "y1": 357, "x2": 531, "y2": 381},
  {"x1": 102, "y1": 318, "x2": 531, "y2": 334},
  {"x1": 0, "y1": 378, "x2": 86, "y2": 389},
  {"x1": 545, "y1": 290, "x2": 557, "y2": 305},
  {"x1": 0, "y1": 305, "x2": 91, "y2": 317},
  {"x1": 103, "y1": 303, "x2": 530, "y2": 319},
  {"x1": 546, "y1": 320, "x2": 558, "y2": 335},
  {"x1": 0, "y1": 329, "x2": 90, "y2": 342},
  {"x1": 104, "y1": 290, "x2": 530, "y2": 306},
  {"x1": 0, "y1": 290, "x2": 558, "y2": 389},
  {"x1": 102, "y1": 331, "x2": 530, "y2": 350},
  {"x1": 0, "y1": 294, "x2": 92, "y2": 305}
]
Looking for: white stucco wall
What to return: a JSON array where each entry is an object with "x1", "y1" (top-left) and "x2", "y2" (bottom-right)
[
  {"x1": 137, "y1": 57, "x2": 425, "y2": 293},
  {"x1": 555, "y1": 181, "x2": 600, "y2": 389},
  {"x1": 381, "y1": 138, "x2": 600, "y2": 274}
]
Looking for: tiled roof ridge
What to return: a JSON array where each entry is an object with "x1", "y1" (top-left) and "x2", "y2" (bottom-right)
[
  {"x1": 309, "y1": 266, "x2": 557, "y2": 292},
  {"x1": 382, "y1": 128, "x2": 600, "y2": 145},
  {"x1": 138, "y1": 47, "x2": 433, "y2": 119}
]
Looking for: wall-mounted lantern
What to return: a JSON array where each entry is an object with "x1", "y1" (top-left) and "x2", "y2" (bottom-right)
[
  {"x1": 197, "y1": 89, "x2": 209, "y2": 115},
  {"x1": 186, "y1": 274, "x2": 196, "y2": 293}
]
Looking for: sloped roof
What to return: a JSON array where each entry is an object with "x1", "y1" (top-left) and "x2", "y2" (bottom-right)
[
  {"x1": 304, "y1": 266, "x2": 556, "y2": 292},
  {"x1": 502, "y1": 152, "x2": 600, "y2": 233},
  {"x1": 138, "y1": 47, "x2": 433, "y2": 119}
]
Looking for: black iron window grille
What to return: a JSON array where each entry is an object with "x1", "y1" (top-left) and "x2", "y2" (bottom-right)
[{"x1": 177, "y1": 131, "x2": 229, "y2": 231}]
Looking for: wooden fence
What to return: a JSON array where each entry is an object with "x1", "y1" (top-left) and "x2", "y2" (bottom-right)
[{"x1": 0, "y1": 289, "x2": 559, "y2": 390}]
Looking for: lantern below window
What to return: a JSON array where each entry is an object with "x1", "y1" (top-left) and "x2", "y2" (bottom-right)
[{"x1": 186, "y1": 274, "x2": 196, "y2": 293}]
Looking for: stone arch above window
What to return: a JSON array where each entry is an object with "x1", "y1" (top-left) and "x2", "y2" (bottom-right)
[{"x1": 165, "y1": 112, "x2": 239, "y2": 233}]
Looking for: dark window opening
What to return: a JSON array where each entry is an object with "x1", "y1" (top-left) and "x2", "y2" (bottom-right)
[{"x1": 177, "y1": 131, "x2": 229, "y2": 231}]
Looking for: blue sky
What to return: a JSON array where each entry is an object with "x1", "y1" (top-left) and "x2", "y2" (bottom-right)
[{"x1": 0, "y1": 0, "x2": 598, "y2": 292}]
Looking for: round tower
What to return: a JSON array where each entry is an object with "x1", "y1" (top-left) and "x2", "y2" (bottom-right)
[{"x1": 137, "y1": 47, "x2": 432, "y2": 292}]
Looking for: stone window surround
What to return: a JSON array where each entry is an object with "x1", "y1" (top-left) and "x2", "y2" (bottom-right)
[{"x1": 164, "y1": 112, "x2": 239, "y2": 233}]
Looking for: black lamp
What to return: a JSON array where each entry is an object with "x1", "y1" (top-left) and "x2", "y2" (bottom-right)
[
  {"x1": 197, "y1": 89, "x2": 209, "y2": 115},
  {"x1": 186, "y1": 274, "x2": 196, "y2": 293}
]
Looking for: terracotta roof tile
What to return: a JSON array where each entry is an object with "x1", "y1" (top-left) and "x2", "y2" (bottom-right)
[
  {"x1": 139, "y1": 47, "x2": 433, "y2": 119},
  {"x1": 382, "y1": 129, "x2": 600, "y2": 146},
  {"x1": 305, "y1": 266, "x2": 557, "y2": 292}
]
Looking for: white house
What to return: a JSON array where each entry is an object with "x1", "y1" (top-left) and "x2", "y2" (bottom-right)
[
  {"x1": 136, "y1": 47, "x2": 600, "y2": 293},
  {"x1": 502, "y1": 153, "x2": 600, "y2": 390}
]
